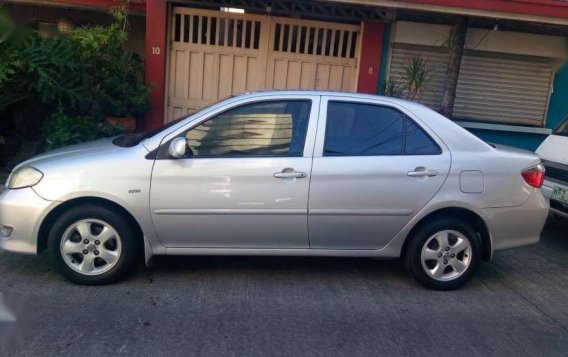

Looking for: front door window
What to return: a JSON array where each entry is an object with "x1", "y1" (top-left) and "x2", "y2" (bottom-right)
[{"x1": 184, "y1": 100, "x2": 311, "y2": 157}]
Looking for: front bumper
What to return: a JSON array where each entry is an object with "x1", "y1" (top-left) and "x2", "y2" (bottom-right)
[
  {"x1": 541, "y1": 179, "x2": 568, "y2": 219},
  {"x1": 0, "y1": 186, "x2": 54, "y2": 254},
  {"x1": 477, "y1": 189, "x2": 549, "y2": 251}
]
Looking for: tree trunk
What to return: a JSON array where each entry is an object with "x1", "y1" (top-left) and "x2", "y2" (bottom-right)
[{"x1": 439, "y1": 16, "x2": 468, "y2": 118}]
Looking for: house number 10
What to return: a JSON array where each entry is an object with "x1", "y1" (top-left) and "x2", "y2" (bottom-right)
[{"x1": 152, "y1": 46, "x2": 161, "y2": 55}]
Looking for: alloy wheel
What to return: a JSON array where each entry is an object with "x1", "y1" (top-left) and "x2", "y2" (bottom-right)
[
  {"x1": 59, "y1": 219, "x2": 122, "y2": 276},
  {"x1": 420, "y1": 229, "x2": 472, "y2": 281}
]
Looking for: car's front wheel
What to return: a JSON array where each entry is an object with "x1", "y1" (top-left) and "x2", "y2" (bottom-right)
[
  {"x1": 48, "y1": 205, "x2": 140, "y2": 285},
  {"x1": 405, "y1": 217, "x2": 480, "y2": 290}
]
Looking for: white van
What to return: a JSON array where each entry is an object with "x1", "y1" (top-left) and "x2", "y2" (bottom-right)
[{"x1": 536, "y1": 116, "x2": 568, "y2": 219}]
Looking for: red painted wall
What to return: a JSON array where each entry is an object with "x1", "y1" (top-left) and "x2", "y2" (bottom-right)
[
  {"x1": 357, "y1": 22, "x2": 385, "y2": 95},
  {"x1": 144, "y1": 0, "x2": 167, "y2": 130},
  {"x1": 50, "y1": 0, "x2": 146, "y2": 12},
  {"x1": 398, "y1": 0, "x2": 568, "y2": 19}
]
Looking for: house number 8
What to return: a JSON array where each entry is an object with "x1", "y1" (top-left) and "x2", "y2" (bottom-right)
[{"x1": 152, "y1": 46, "x2": 161, "y2": 55}]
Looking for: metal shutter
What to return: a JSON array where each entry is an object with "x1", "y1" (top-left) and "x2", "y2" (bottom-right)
[
  {"x1": 454, "y1": 52, "x2": 554, "y2": 126},
  {"x1": 388, "y1": 44, "x2": 448, "y2": 109},
  {"x1": 389, "y1": 43, "x2": 554, "y2": 126}
]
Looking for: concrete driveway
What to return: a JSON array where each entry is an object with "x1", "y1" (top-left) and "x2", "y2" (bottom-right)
[{"x1": 1, "y1": 219, "x2": 568, "y2": 356}]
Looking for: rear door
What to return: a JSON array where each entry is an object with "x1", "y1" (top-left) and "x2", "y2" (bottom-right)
[{"x1": 308, "y1": 96, "x2": 451, "y2": 249}]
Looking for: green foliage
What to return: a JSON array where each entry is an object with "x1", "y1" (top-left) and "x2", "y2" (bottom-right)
[
  {"x1": 0, "y1": 11, "x2": 83, "y2": 143},
  {"x1": 382, "y1": 56, "x2": 432, "y2": 102},
  {"x1": 44, "y1": 111, "x2": 125, "y2": 151},
  {"x1": 67, "y1": 6, "x2": 150, "y2": 118},
  {"x1": 403, "y1": 57, "x2": 432, "y2": 100},
  {"x1": 0, "y1": 4, "x2": 150, "y2": 163},
  {"x1": 381, "y1": 76, "x2": 406, "y2": 98},
  {"x1": 442, "y1": 28, "x2": 468, "y2": 51}
]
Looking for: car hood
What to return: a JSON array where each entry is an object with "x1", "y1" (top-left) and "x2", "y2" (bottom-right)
[{"x1": 15, "y1": 137, "x2": 132, "y2": 170}]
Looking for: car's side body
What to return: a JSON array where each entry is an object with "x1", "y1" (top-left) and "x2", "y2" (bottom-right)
[{"x1": 0, "y1": 91, "x2": 548, "y2": 269}]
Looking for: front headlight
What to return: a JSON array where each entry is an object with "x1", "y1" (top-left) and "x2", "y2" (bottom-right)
[{"x1": 7, "y1": 167, "x2": 44, "y2": 189}]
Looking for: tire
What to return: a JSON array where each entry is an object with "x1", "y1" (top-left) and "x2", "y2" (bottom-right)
[
  {"x1": 47, "y1": 204, "x2": 140, "y2": 285},
  {"x1": 404, "y1": 217, "x2": 481, "y2": 291}
]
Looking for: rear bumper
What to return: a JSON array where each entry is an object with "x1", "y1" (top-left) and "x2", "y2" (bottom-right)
[
  {"x1": 477, "y1": 190, "x2": 549, "y2": 252},
  {"x1": 0, "y1": 187, "x2": 53, "y2": 254},
  {"x1": 542, "y1": 179, "x2": 568, "y2": 218}
]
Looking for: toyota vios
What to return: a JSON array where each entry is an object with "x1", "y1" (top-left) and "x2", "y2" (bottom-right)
[{"x1": 0, "y1": 91, "x2": 548, "y2": 290}]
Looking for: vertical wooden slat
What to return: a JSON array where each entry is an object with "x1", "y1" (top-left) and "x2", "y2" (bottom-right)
[
  {"x1": 337, "y1": 30, "x2": 345, "y2": 58},
  {"x1": 321, "y1": 28, "x2": 328, "y2": 57},
  {"x1": 286, "y1": 25, "x2": 293, "y2": 53},
  {"x1": 172, "y1": 13, "x2": 178, "y2": 42},
  {"x1": 311, "y1": 27, "x2": 319, "y2": 55},
  {"x1": 188, "y1": 52, "x2": 204, "y2": 99},
  {"x1": 345, "y1": 31, "x2": 353, "y2": 59},
  {"x1": 188, "y1": 14, "x2": 194, "y2": 44},
  {"x1": 300, "y1": 62, "x2": 315, "y2": 89},
  {"x1": 223, "y1": 18, "x2": 229, "y2": 46},
  {"x1": 315, "y1": 64, "x2": 330, "y2": 89},
  {"x1": 215, "y1": 16, "x2": 221, "y2": 46},
  {"x1": 218, "y1": 54, "x2": 233, "y2": 98},
  {"x1": 203, "y1": 53, "x2": 215, "y2": 100},
  {"x1": 197, "y1": 16, "x2": 203, "y2": 44},
  {"x1": 329, "y1": 65, "x2": 343, "y2": 90},
  {"x1": 241, "y1": 20, "x2": 247, "y2": 48},
  {"x1": 287, "y1": 61, "x2": 301, "y2": 88},
  {"x1": 329, "y1": 29, "x2": 336, "y2": 57},
  {"x1": 180, "y1": 14, "x2": 185, "y2": 42},
  {"x1": 206, "y1": 15, "x2": 211, "y2": 45},
  {"x1": 294, "y1": 26, "x2": 301, "y2": 54},
  {"x1": 233, "y1": 18, "x2": 238, "y2": 47},
  {"x1": 250, "y1": 20, "x2": 256, "y2": 49},
  {"x1": 278, "y1": 22, "x2": 285, "y2": 52},
  {"x1": 273, "y1": 60, "x2": 289, "y2": 89}
]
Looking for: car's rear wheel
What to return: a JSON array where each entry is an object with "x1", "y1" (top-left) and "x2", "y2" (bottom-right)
[
  {"x1": 48, "y1": 205, "x2": 139, "y2": 285},
  {"x1": 405, "y1": 217, "x2": 480, "y2": 290}
]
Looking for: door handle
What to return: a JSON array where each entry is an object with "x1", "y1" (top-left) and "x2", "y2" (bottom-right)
[
  {"x1": 274, "y1": 169, "x2": 307, "y2": 179},
  {"x1": 407, "y1": 167, "x2": 438, "y2": 177}
]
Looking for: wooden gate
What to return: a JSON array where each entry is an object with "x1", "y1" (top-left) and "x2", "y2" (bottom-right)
[{"x1": 167, "y1": 7, "x2": 360, "y2": 122}]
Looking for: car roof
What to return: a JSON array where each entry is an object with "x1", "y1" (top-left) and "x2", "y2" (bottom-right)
[
  {"x1": 143, "y1": 90, "x2": 492, "y2": 153},
  {"x1": 232, "y1": 89, "x2": 439, "y2": 116}
]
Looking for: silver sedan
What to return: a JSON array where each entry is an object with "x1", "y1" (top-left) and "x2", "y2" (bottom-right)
[{"x1": 0, "y1": 91, "x2": 548, "y2": 290}]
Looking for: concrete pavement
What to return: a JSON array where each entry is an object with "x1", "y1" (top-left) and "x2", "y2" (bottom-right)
[{"x1": 1, "y1": 219, "x2": 568, "y2": 356}]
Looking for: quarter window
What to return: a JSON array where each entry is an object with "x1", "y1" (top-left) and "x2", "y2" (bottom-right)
[
  {"x1": 324, "y1": 101, "x2": 440, "y2": 156},
  {"x1": 405, "y1": 117, "x2": 441, "y2": 155},
  {"x1": 184, "y1": 100, "x2": 311, "y2": 157}
]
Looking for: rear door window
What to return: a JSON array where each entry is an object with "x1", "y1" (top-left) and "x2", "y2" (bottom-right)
[{"x1": 324, "y1": 101, "x2": 440, "y2": 156}]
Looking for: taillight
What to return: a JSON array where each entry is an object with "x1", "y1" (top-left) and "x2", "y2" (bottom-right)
[{"x1": 522, "y1": 164, "x2": 545, "y2": 188}]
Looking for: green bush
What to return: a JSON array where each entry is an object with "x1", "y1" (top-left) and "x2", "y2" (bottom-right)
[
  {"x1": 67, "y1": 7, "x2": 151, "y2": 118},
  {"x1": 0, "y1": 4, "x2": 151, "y2": 167},
  {"x1": 44, "y1": 111, "x2": 125, "y2": 151}
]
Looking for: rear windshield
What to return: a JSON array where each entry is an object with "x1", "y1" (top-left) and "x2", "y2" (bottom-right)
[{"x1": 554, "y1": 116, "x2": 568, "y2": 137}]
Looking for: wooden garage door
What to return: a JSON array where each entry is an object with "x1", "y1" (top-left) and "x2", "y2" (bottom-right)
[{"x1": 167, "y1": 7, "x2": 360, "y2": 122}]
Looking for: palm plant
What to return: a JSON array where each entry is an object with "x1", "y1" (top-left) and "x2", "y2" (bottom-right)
[{"x1": 382, "y1": 56, "x2": 432, "y2": 102}]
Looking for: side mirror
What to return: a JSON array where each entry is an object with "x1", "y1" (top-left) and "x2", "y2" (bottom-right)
[{"x1": 168, "y1": 137, "x2": 188, "y2": 158}]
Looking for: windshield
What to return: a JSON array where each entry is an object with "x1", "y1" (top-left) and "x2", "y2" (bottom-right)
[
  {"x1": 554, "y1": 116, "x2": 568, "y2": 137},
  {"x1": 112, "y1": 102, "x2": 221, "y2": 147}
]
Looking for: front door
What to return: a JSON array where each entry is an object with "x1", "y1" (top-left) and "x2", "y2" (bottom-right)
[
  {"x1": 308, "y1": 97, "x2": 451, "y2": 249},
  {"x1": 150, "y1": 95, "x2": 319, "y2": 248}
]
